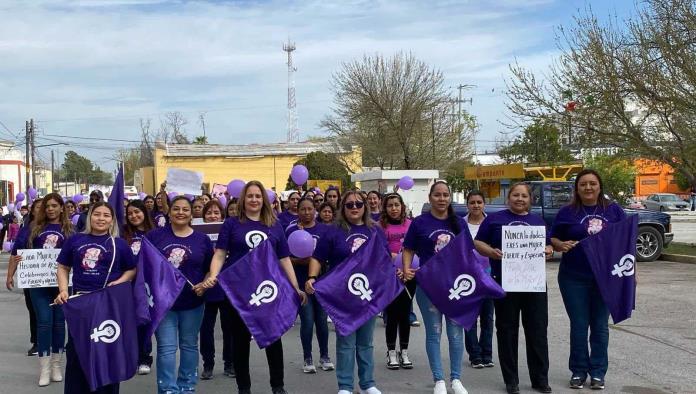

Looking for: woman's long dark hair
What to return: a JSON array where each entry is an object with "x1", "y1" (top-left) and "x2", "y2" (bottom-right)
[
  {"x1": 29, "y1": 193, "x2": 73, "y2": 247},
  {"x1": 380, "y1": 193, "x2": 406, "y2": 228},
  {"x1": 123, "y1": 199, "x2": 154, "y2": 245},
  {"x1": 571, "y1": 169, "x2": 610, "y2": 211},
  {"x1": 429, "y1": 181, "x2": 460, "y2": 235}
]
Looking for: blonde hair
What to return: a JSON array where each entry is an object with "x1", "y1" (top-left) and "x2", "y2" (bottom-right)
[
  {"x1": 238, "y1": 181, "x2": 276, "y2": 227},
  {"x1": 84, "y1": 202, "x2": 120, "y2": 237}
]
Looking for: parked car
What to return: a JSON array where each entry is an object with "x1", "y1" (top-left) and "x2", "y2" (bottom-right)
[
  {"x1": 642, "y1": 193, "x2": 690, "y2": 211},
  {"x1": 422, "y1": 181, "x2": 674, "y2": 262}
]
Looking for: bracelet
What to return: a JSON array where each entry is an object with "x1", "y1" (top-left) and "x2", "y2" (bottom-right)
[{"x1": 308, "y1": 276, "x2": 318, "y2": 281}]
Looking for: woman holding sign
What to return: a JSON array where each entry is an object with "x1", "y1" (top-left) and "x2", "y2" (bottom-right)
[
  {"x1": 474, "y1": 182, "x2": 553, "y2": 394},
  {"x1": 401, "y1": 181, "x2": 469, "y2": 394},
  {"x1": 551, "y1": 169, "x2": 626, "y2": 391},
  {"x1": 199, "y1": 181, "x2": 306, "y2": 394},
  {"x1": 9, "y1": 193, "x2": 73, "y2": 387},
  {"x1": 54, "y1": 201, "x2": 137, "y2": 394}
]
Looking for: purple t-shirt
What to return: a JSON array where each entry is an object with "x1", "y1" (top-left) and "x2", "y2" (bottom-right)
[
  {"x1": 11, "y1": 223, "x2": 67, "y2": 254},
  {"x1": 475, "y1": 209, "x2": 550, "y2": 282},
  {"x1": 57, "y1": 234, "x2": 136, "y2": 293},
  {"x1": 403, "y1": 212, "x2": 469, "y2": 266},
  {"x1": 277, "y1": 211, "x2": 299, "y2": 231},
  {"x1": 152, "y1": 212, "x2": 168, "y2": 228},
  {"x1": 370, "y1": 212, "x2": 382, "y2": 223},
  {"x1": 313, "y1": 223, "x2": 385, "y2": 271},
  {"x1": 286, "y1": 222, "x2": 330, "y2": 286},
  {"x1": 146, "y1": 226, "x2": 213, "y2": 310},
  {"x1": 551, "y1": 203, "x2": 627, "y2": 278}
]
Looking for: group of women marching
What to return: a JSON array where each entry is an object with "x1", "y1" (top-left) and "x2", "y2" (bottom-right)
[{"x1": 3, "y1": 168, "x2": 626, "y2": 394}]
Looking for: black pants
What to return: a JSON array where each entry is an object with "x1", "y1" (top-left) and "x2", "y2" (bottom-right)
[
  {"x1": 494, "y1": 291, "x2": 549, "y2": 386},
  {"x1": 200, "y1": 300, "x2": 234, "y2": 369},
  {"x1": 64, "y1": 337, "x2": 119, "y2": 394},
  {"x1": 385, "y1": 281, "x2": 416, "y2": 350},
  {"x1": 221, "y1": 301, "x2": 284, "y2": 390},
  {"x1": 24, "y1": 288, "x2": 37, "y2": 345}
]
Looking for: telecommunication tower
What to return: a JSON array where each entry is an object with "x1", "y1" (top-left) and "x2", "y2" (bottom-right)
[{"x1": 283, "y1": 39, "x2": 299, "y2": 143}]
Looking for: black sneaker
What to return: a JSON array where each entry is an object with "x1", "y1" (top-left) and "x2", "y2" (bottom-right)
[
  {"x1": 470, "y1": 359, "x2": 484, "y2": 369},
  {"x1": 506, "y1": 384, "x2": 520, "y2": 394},
  {"x1": 569, "y1": 376, "x2": 585, "y2": 389},
  {"x1": 590, "y1": 378, "x2": 605, "y2": 390},
  {"x1": 238, "y1": 390, "x2": 251, "y2": 394},
  {"x1": 272, "y1": 387, "x2": 288, "y2": 394},
  {"x1": 200, "y1": 366, "x2": 213, "y2": 380},
  {"x1": 532, "y1": 384, "x2": 552, "y2": 393},
  {"x1": 27, "y1": 344, "x2": 38, "y2": 356},
  {"x1": 224, "y1": 363, "x2": 235, "y2": 378}
]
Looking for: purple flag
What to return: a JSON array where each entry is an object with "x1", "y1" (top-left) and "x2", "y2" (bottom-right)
[
  {"x1": 579, "y1": 215, "x2": 638, "y2": 324},
  {"x1": 217, "y1": 240, "x2": 301, "y2": 348},
  {"x1": 133, "y1": 237, "x2": 188, "y2": 337},
  {"x1": 108, "y1": 165, "x2": 125, "y2": 227},
  {"x1": 314, "y1": 231, "x2": 404, "y2": 336},
  {"x1": 416, "y1": 232, "x2": 505, "y2": 330},
  {"x1": 62, "y1": 283, "x2": 138, "y2": 391}
]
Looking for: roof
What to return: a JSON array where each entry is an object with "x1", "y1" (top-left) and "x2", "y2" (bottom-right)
[
  {"x1": 162, "y1": 141, "x2": 352, "y2": 158},
  {"x1": 351, "y1": 169, "x2": 439, "y2": 182}
]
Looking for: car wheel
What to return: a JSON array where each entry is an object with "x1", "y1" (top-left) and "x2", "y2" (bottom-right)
[
  {"x1": 659, "y1": 206, "x2": 665, "y2": 212},
  {"x1": 636, "y1": 226, "x2": 663, "y2": 262}
]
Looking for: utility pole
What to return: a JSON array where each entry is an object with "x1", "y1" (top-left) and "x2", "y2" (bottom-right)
[
  {"x1": 24, "y1": 121, "x2": 30, "y2": 196},
  {"x1": 30, "y1": 119, "x2": 36, "y2": 190},
  {"x1": 51, "y1": 150, "x2": 55, "y2": 193},
  {"x1": 283, "y1": 39, "x2": 299, "y2": 143}
]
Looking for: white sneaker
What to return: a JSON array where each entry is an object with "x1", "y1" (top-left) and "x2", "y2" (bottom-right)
[
  {"x1": 360, "y1": 387, "x2": 381, "y2": 394},
  {"x1": 399, "y1": 349, "x2": 413, "y2": 369},
  {"x1": 386, "y1": 350, "x2": 399, "y2": 369},
  {"x1": 338, "y1": 391, "x2": 351, "y2": 394},
  {"x1": 433, "y1": 380, "x2": 447, "y2": 394},
  {"x1": 319, "y1": 357, "x2": 335, "y2": 371},
  {"x1": 137, "y1": 364, "x2": 151, "y2": 375},
  {"x1": 451, "y1": 379, "x2": 469, "y2": 394},
  {"x1": 302, "y1": 360, "x2": 317, "y2": 374}
]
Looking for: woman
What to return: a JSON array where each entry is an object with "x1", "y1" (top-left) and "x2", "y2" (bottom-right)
[
  {"x1": 226, "y1": 198, "x2": 239, "y2": 219},
  {"x1": 318, "y1": 202, "x2": 336, "y2": 225},
  {"x1": 401, "y1": 181, "x2": 469, "y2": 394},
  {"x1": 380, "y1": 193, "x2": 415, "y2": 371},
  {"x1": 313, "y1": 193, "x2": 325, "y2": 211},
  {"x1": 54, "y1": 202, "x2": 136, "y2": 394},
  {"x1": 192, "y1": 197, "x2": 206, "y2": 220},
  {"x1": 286, "y1": 198, "x2": 334, "y2": 374},
  {"x1": 305, "y1": 191, "x2": 386, "y2": 394},
  {"x1": 474, "y1": 183, "x2": 553, "y2": 394},
  {"x1": 8, "y1": 193, "x2": 72, "y2": 387},
  {"x1": 303, "y1": 190, "x2": 316, "y2": 201},
  {"x1": 278, "y1": 191, "x2": 300, "y2": 230},
  {"x1": 367, "y1": 191, "x2": 382, "y2": 223},
  {"x1": 200, "y1": 193, "x2": 212, "y2": 205},
  {"x1": 122, "y1": 199, "x2": 155, "y2": 375},
  {"x1": 325, "y1": 187, "x2": 341, "y2": 210},
  {"x1": 146, "y1": 196, "x2": 213, "y2": 394},
  {"x1": 200, "y1": 181, "x2": 307, "y2": 394},
  {"x1": 199, "y1": 199, "x2": 234, "y2": 380},
  {"x1": 463, "y1": 191, "x2": 495, "y2": 369},
  {"x1": 143, "y1": 195, "x2": 156, "y2": 214},
  {"x1": 65, "y1": 200, "x2": 78, "y2": 221},
  {"x1": 153, "y1": 191, "x2": 169, "y2": 228},
  {"x1": 551, "y1": 169, "x2": 625, "y2": 391}
]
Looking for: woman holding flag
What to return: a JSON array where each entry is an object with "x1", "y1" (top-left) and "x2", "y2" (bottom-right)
[
  {"x1": 305, "y1": 190, "x2": 387, "y2": 394},
  {"x1": 199, "y1": 180, "x2": 307, "y2": 394},
  {"x1": 54, "y1": 201, "x2": 137, "y2": 394},
  {"x1": 474, "y1": 182, "x2": 553, "y2": 394},
  {"x1": 551, "y1": 169, "x2": 626, "y2": 391},
  {"x1": 145, "y1": 196, "x2": 213, "y2": 394},
  {"x1": 400, "y1": 181, "x2": 469, "y2": 394}
]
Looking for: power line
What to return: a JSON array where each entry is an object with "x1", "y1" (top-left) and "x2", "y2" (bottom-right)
[{"x1": 42, "y1": 133, "x2": 141, "y2": 143}]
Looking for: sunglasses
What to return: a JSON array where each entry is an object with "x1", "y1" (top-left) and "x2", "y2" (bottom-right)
[
  {"x1": 344, "y1": 201, "x2": 364, "y2": 210},
  {"x1": 314, "y1": 198, "x2": 324, "y2": 202}
]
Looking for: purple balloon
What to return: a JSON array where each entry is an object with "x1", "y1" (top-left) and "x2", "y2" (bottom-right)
[
  {"x1": 393, "y1": 252, "x2": 419, "y2": 270},
  {"x1": 7, "y1": 203, "x2": 15, "y2": 212},
  {"x1": 397, "y1": 176, "x2": 415, "y2": 190},
  {"x1": 168, "y1": 192, "x2": 178, "y2": 201},
  {"x1": 217, "y1": 195, "x2": 227, "y2": 208},
  {"x1": 267, "y1": 189, "x2": 276, "y2": 202},
  {"x1": 227, "y1": 179, "x2": 246, "y2": 198},
  {"x1": 72, "y1": 194, "x2": 84, "y2": 204},
  {"x1": 184, "y1": 193, "x2": 195, "y2": 202},
  {"x1": 3, "y1": 241, "x2": 12, "y2": 252},
  {"x1": 0, "y1": 222, "x2": 3, "y2": 231},
  {"x1": 71, "y1": 215, "x2": 79, "y2": 225},
  {"x1": 290, "y1": 165, "x2": 309, "y2": 185},
  {"x1": 288, "y1": 229, "x2": 315, "y2": 258},
  {"x1": 15, "y1": 192, "x2": 25, "y2": 202},
  {"x1": 139, "y1": 192, "x2": 147, "y2": 200},
  {"x1": 28, "y1": 187, "x2": 38, "y2": 199}
]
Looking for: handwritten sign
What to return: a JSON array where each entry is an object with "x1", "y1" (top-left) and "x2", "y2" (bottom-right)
[
  {"x1": 501, "y1": 226, "x2": 546, "y2": 292},
  {"x1": 16, "y1": 249, "x2": 71, "y2": 288},
  {"x1": 211, "y1": 183, "x2": 227, "y2": 199},
  {"x1": 166, "y1": 168, "x2": 204, "y2": 196},
  {"x1": 192, "y1": 222, "x2": 223, "y2": 242}
]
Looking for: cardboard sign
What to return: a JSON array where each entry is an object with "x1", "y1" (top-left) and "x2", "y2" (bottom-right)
[
  {"x1": 211, "y1": 183, "x2": 227, "y2": 199},
  {"x1": 16, "y1": 249, "x2": 71, "y2": 288},
  {"x1": 501, "y1": 226, "x2": 546, "y2": 292},
  {"x1": 166, "y1": 168, "x2": 204, "y2": 196},
  {"x1": 192, "y1": 222, "x2": 223, "y2": 242}
]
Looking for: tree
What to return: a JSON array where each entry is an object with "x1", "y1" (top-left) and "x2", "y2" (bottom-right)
[
  {"x1": 116, "y1": 148, "x2": 141, "y2": 185},
  {"x1": 505, "y1": 0, "x2": 696, "y2": 189},
  {"x1": 138, "y1": 118, "x2": 155, "y2": 166},
  {"x1": 155, "y1": 111, "x2": 190, "y2": 144},
  {"x1": 193, "y1": 136, "x2": 208, "y2": 144},
  {"x1": 321, "y1": 52, "x2": 476, "y2": 171},
  {"x1": 61, "y1": 151, "x2": 112, "y2": 185},
  {"x1": 497, "y1": 120, "x2": 574, "y2": 164},
  {"x1": 285, "y1": 152, "x2": 353, "y2": 191},
  {"x1": 583, "y1": 153, "x2": 636, "y2": 206}
]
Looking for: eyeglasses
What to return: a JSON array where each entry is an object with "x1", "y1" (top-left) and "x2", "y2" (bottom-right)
[
  {"x1": 314, "y1": 198, "x2": 324, "y2": 203},
  {"x1": 344, "y1": 201, "x2": 364, "y2": 210}
]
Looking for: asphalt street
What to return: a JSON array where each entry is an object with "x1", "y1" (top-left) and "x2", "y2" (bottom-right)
[{"x1": 0, "y1": 254, "x2": 694, "y2": 394}]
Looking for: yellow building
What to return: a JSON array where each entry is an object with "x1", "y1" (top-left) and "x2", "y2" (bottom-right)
[{"x1": 137, "y1": 142, "x2": 362, "y2": 195}]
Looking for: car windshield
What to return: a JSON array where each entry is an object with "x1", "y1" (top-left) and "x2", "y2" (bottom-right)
[{"x1": 660, "y1": 195, "x2": 679, "y2": 202}]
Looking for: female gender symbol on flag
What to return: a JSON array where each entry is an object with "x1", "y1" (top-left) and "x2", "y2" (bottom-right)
[{"x1": 348, "y1": 273, "x2": 373, "y2": 301}]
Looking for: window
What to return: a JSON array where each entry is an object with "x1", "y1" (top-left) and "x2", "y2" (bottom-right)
[{"x1": 543, "y1": 184, "x2": 573, "y2": 208}]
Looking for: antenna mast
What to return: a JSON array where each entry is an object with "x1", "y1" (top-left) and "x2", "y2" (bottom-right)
[{"x1": 283, "y1": 39, "x2": 299, "y2": 143}]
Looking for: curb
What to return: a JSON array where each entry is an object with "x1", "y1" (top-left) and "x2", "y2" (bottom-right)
[{"x1": 660, "y1": 253, "x2": 696, "y2": 264}]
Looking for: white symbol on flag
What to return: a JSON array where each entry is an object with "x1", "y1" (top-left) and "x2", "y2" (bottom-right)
[
  {"x1": 611, "y1": 254, "x2": 635, "y2": 278},
  {"x1": 144, "y1": 282, "x2": 154, "y2": 307},
  {"x1": 448, "y1": 274, "x2": 476, "y2": 300},
  {"x1": 348, "y1": 273, "x2": 373, "y2": 301},
  {"x1": 249, "y1": 280, "x2": 278, "y2": 306},
  {"x1": 90, "y1": 320, "x2": 121, "y2": 343}
]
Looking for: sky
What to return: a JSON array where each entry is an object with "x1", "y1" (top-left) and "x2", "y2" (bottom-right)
[{"x1": 0, "y1": 0, "x2": 637, "y2": 171}]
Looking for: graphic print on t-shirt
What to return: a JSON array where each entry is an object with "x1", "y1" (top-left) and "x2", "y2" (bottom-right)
[
  {"x1": 165, "y1": 245, "x2": 190, "y2": 268},
  {"x1": 81, "y1": 247, "x2": 104, "y2": 270},
  {"x1": 507, "y1": 221, "x2": 530, "y2": 227},
  {"x1": 157, "y1": 216, "x2": 167, "y2": 227},
  {"x1": 245, "y1": 230, "x2": 268, "y2": 249},
  {"x1": 347, "y1": 233, "x2": 368, "y2": 253},
  {"x1": 582, "y1": 215, "x2": 606, "y2": 235},
  {"x1": 130, "y1": 240, "x2": 141, "y2": 255},
  {"x1": 429, "y1": 229, "x2": 455, "y2": 253},
  {"x1": 43, "y1": 233, "x2": 61, "y2": 248}
]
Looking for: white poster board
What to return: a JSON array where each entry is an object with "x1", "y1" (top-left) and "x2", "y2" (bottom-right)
[
  {"x1": 15, "y1": 249, "x2": 71, "y2": 288},
  {"x1": 166, "y1": 168, "x2": 204, "y2": 196},
  {"x1": 501, "y1": 226, "x2": 546, "y2": 292}
]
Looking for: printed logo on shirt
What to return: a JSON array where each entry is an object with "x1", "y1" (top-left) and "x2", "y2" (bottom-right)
[
  {"x1": 245, "y1": 230, "x2": 268, "y2": 249},
  {"x1": 164, "y1": 245, "x2": 190, "y2": 268},
  {"x1": 81, "y1": 247, "x2": 104, "y2": 270},
  {"x1": 506, "y1": 221, "x2": 530, "y2": 227},
  {"x1": 346, "y1": 233, "x2": 368, "y2": 253},
  {"x1": 42, "y1": 233, "x2": 62, "y2": 249},
  {"x1": 581, "y1": 215, "x2": 607, "y2": 235},
  {"x1": 428, "y1": 229, "x2": 455, "y2": 253},
  {"x1": 130, "y1": 240, "x2": 141, "y2": 255},
  {"x1": 157, "y1": 216, "x2": 167, "y2": 227}
]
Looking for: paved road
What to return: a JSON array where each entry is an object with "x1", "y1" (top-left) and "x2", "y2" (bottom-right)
[{"x1": 0, "y1": 254, "x2": 694, "y2": 394}]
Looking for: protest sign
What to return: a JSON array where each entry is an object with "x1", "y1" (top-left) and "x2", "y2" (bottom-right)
[
  {"x1": 165, "y1": 168, "x2": 203, "y2": 196},
  {"x1": 501, "y1": 226, "x2": 546, "y2": 292},
  {"x1": 211, "y1": 183, "x2": 227, "y2": 198},
  {"x1": 192, "y1": 222, "x2": 223, "y2": 242},
  {"x1": 16, "y1": 249, "x2": 71, "y2": 288}
]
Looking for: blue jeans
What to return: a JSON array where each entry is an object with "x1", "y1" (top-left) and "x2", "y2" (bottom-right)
[
  {"x1": 416, "y1": 286, "x2": 464, "y2": 382},
  {"x1": 299, "y1": 294, "x2": 329, "y2": 361},
  {"x1": 155, "y1": 305, "x2": 205, "y2": 394},
  {"x1": 336, "y1": 317, "x2": 376, "y2": 392},
  {"x1": 558, "y1": 270, "x2": 609, "y2": 380},
  {"x1": 464, "y1": 298, "x2": 494, "y2": 363},
  {"x1": 29, "y1": 287, "x2": 65, "y2": 356}
]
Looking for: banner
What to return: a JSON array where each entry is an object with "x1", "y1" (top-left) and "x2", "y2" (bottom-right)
[
  {"x1": 165, "y1": 168, "x2": 203, "y2": 196},
  {"x1": 62, "y1": 283, "x2": 138, "y2": 391},
  {"x1": 192, "y1": 222, "x2": 223, "y2": 242},
  {"x1": 16, "y1": 249, "x2": 72, "y2": 288},
  {"x1": 501, "y1": 225, "x2": 547, "y2": 292},
  {"x1": 416, "y1": 232, "x2": 505, "y2": 330},
  {"x1": 217, "y1": 240, "x2": 300, "y2": 348},
  {"x1": 579, "y1": 215, "x2": 638, "y2": 324},
  {"x1": 313, "y1": 231, "x2": 403, "y2": 336}
]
